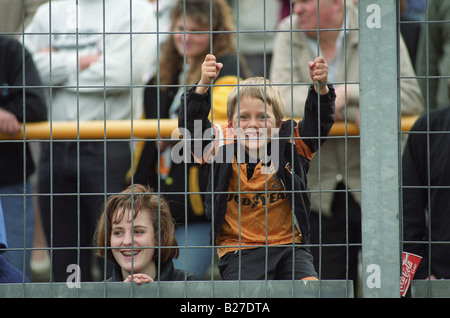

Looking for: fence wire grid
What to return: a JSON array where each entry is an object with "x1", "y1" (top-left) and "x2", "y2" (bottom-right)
[{"x1": 0, "y1": 0, "x2": 448, "y2": 299}]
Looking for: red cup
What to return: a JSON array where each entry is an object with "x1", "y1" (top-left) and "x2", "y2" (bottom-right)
[{"x1": 400, "y1": 251, "x2": 422, "y2": 297}]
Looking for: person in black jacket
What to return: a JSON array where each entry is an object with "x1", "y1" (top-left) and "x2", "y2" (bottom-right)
[
  {"x1": 94, "y1": 184, "x2": 201, "y2": 283},
  {"x1": 0, "y1": 35, "x2": 47, "y2": 280},
  {"x1": 402, "y1": 106, "x2": 450, "y2": 280},
  {"x1": 178, "y1": 54, "x2": 335, "y2": 280}
]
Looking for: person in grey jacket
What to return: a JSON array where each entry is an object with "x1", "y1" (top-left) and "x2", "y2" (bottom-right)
[{"x1": 270, "y1": 0, "x2": 423, "y2": 291}]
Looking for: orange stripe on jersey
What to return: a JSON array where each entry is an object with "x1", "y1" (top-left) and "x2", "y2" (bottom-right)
[
  {"x1": 192, "y1": 122, "x2": 236, "y2": 165},
  {"x1": 292, "y1": 125, "x2": 314, "y2": 160},
  {"x1": 188, "y1": 165, "x2": 205, "y2": 216}
]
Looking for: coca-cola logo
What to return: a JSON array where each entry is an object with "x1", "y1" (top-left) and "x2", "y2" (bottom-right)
[{"x1": 400, "y1": 252, "x2": 422, "y2": 296}]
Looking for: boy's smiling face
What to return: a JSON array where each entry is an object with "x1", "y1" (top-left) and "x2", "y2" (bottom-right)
[{"x1": 228, "y1": 96, "x2": 282, "y2": 157}]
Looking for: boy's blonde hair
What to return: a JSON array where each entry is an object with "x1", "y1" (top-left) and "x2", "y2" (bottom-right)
[{"x1": 227, "y1": 77, "x2": 285, "y2": 124}]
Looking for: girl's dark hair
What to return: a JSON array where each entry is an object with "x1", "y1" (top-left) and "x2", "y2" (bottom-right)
[{"x1": 94, "y1": 184, "x2": 178, "y2": 263}]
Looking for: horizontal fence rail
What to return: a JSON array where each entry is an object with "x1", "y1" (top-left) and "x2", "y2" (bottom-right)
[
  {"x1": 0, "y1": 116, "x2": 419, "y2": 140},
  {"x1": 0, "y1": 280, "x2": 354, "y2": 298}
]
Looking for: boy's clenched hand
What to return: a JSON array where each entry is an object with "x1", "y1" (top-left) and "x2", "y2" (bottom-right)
[
  {"x1": 309, "y1": 56, "x2": 329, "y2": 95},
  {"x1": 195, "y1": 54, "x2": 223, "y2": 95}
]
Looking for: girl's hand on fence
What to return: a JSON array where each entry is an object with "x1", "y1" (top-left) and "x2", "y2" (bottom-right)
[{"x1": 124, "y1": 273, "x2": 154, "y2": 284}]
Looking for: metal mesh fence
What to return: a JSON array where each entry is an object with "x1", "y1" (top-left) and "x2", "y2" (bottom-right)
[{"x1": 0, "y1": 0, "x2": 448, "y2": 299}]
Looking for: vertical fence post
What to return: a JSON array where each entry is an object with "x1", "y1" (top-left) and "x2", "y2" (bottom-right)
[{"x1": 358, "y1": 0, "x2": 401, "y2": 297}]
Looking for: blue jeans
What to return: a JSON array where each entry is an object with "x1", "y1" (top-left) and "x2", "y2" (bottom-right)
[
  {"x1": 172, "y1": 222, "x2": 214, "y2": 278},
  {"x1": 0, "y1": 181, "x2": 34, "y2": 280}
]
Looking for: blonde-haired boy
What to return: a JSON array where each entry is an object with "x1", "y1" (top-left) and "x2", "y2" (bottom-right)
[{"x1": 178, "y1": 54, "x2": 335, "y2": 280}]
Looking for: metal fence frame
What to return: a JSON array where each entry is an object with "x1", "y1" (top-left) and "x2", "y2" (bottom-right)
[{"x1": 0, "y1": 0, "x2": 448, "y2": 299}]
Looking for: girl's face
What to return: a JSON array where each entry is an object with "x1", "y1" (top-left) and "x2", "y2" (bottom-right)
[
  {"x1": 228, "y1": 96, "x2": 281, "y2": 158},
  {"x1": 172, "y1": 15, "x2": 211, "y2": 64},
  {"x1": 292, "y1": 0, "x2": 336, "y2": 38},
  {"x1": 110, "y1": 209, "x2": 156, "y2": 278}
]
